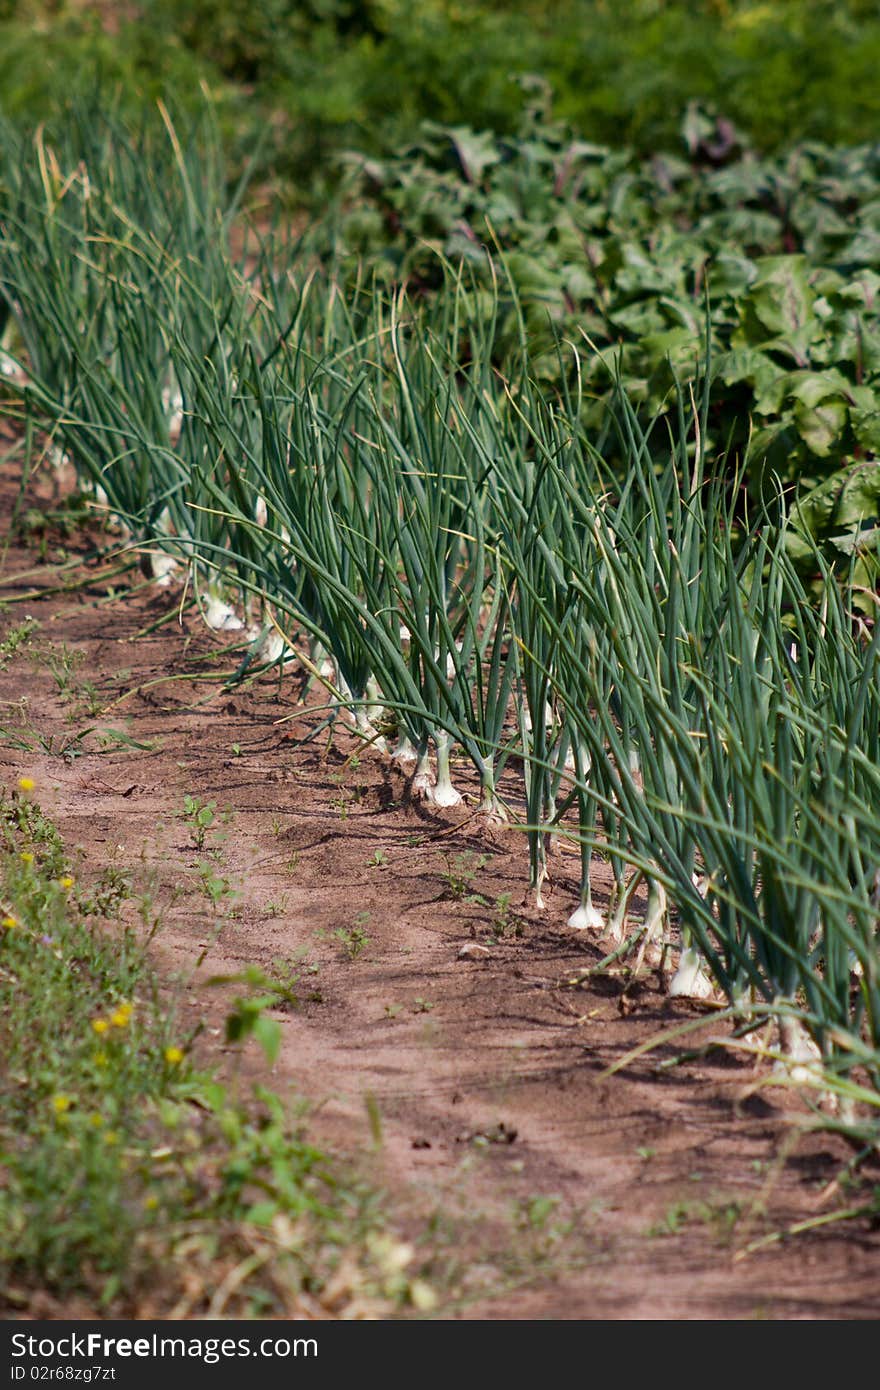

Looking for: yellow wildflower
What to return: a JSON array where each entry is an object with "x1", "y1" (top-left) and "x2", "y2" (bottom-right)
[
  {"x1": 143, "y1": 1195, "x2": 159, "y2": 1210},
  {"x1": 51, "y1": 1094, "x2": 71, "y2": 1114},
  {"x1": 103, "y1": 1131, "x2": 119, "y2": 1146},
  {"x1": 2, "y1": 915, "x2": 16, "y2": 929},
  {"x1": 17, "y1": 776, "x2": 35, "y2": 793},
  {"x1": 110, "y1": 1003, "x2": 132, "y2": 1028},
  {"x1": 93, "y1": 1051, "x2": 109, "y2": 1068},
  {"x1": 88, "y1": 1112, "x2": 104, "y2": 1127},
  {"x1": 59, "y1": 876, "x2": 74, "y2": 890},
  {"x1": 20, "y1": 852, "x2": 34, "y2": 864},
  {"x1": 91, "y1": 1018, "x2": 110, "y2": 1036},
  {"x1": 164, "y1": 1046, "x2": 184, "y2": 1066}
]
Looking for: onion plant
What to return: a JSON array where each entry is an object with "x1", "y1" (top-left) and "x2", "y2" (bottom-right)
[{"x1": 3, "y1": 110, "x2": 879, "y2": 1134}]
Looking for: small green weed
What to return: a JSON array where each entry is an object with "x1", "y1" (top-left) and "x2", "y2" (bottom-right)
[
  {"x1": 270, "y1": 953, "x2": 322, "y2": 1004},
  {"x1": 647, "y1": 1197, "x2": 743, "y2": 1243},
  {"x1": 335, "y1": 913, "x2": 371, "y2": 960},
  {"x1": 0, "y1": 618, "x2": 39, "y2": 670},
  {"x1": 486, "y1": 892, "x2": 524, "y2": 942},
  {"x1": 33, "y1": 640, "x2": 85, "y2": 702},
  {"x1": 82, "y1": 865, "x2": 133, "y2": 918},
  {"x1": 195, "y1": 861, "x2": 236, "y2": 907},
  {"x1": 440, "y1": 852, "x2": 488, "y2": 902},
  {"x1": 207, "y1": 968, "x2": 294, "y2": 1066},
  {"x1": 178, "y1": 795, "x2": 222, "y2": 852}
]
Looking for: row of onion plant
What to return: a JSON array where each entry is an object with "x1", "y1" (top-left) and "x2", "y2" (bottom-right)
[{"x1": 1, "y1": 117, "x2": 878, "y2": 1135}]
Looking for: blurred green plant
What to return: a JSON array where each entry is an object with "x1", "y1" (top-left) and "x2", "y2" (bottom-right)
[{"x1": 5, "y1": 2, "x2": 880, "y2": 189}]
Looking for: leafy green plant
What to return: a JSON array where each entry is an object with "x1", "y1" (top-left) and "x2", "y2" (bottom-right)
[
  {"x1": 648, "y1": 1197, "x2": 742, "y2": 1243},
  {"x1": 0, "y1": 790, "x2": 182, "y2": 1287},
  {"x1": 335, "y1": 914, "x2": 372, "y2": 960},
  {"x1": 179, "y1": 796, "x2": 219, "y2": 852},
  {"x1": 489, "y1": 893, "x2": 523, "y2": 941},
  {"x1": 0, "y1": 618, "x2": 39, "y2": 670},
  {"x1": 221, "y1": 993, "x2": 283, "y2": 1065},
  {"x1": 440, "y1": 853, "x2": 488, "y2": 902},
  {"x1": 82, "y1": 866, "x2": 133, "y2": 918},
  {"x1": 270, "y1": 953, "x2": 322, "y2": 1004},
  {"x1": 195, "y1": 861, "x2": 236, "y2": 907},
  {"x1": 33, "y1": 641, "x2": 86, "y2": 702},
  {"x1": 330, "y1": 100, "x2": 880, "y2": 572}
]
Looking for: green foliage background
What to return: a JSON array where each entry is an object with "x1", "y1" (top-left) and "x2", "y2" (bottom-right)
[
  {"x1": 4, "y1": 2, "x2": 880, "y2": 567},
  {"x1": 3, "y1": 2, "x2": 880, "y2": 180}
]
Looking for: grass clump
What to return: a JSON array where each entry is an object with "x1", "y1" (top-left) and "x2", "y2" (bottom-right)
[{"x1": 0, "y1": 781, "x2": 430, "y2": 1316}]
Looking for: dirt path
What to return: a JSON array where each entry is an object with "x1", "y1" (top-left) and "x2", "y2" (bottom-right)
[{"x1": 2, "y1": 452, "x2": 879, "y2": 1319}]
